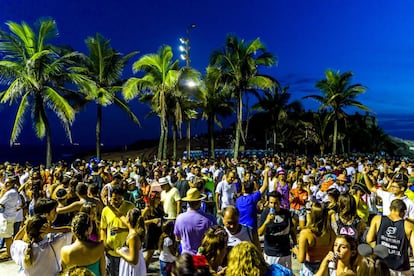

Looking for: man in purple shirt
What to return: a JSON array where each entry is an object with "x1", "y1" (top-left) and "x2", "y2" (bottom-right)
[{"x1": 174, "y1": 188, "x2": 217, "y2": 254}]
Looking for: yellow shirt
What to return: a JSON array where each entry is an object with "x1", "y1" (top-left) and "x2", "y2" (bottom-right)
[
  {"x1": 100, "y1": 200, "x2": 134, "y2": 257},
  {"x1": 353, "y1": 194, "x2": 369, "y2": 222}
]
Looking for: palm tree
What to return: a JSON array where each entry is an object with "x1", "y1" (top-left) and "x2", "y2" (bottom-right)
[
  {"x1": 210, "y1": 35, "x2": 276, "y2": 159},
  {"x1": 123, "y1": 45, "x2": 179, "y2": 160},
  {"x1": 79, "y1": 33, "x2": 140, "y2": 160},
  {"x1": 252, "y1": 85, "x2": 302, "y2": 152},
  {"x1": 0, "y1": 19, "x2": 85, "y2": 167},
  {"x1": 304, "y1": 69, "x2": 368, "y2": 154},
  {"x1": 200, "y1": 66, "x2": 233, "y2": 158}
]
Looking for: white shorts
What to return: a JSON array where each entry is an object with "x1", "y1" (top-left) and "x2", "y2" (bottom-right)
[
  {"x1": 264, "y1": 252, "x2": 292, "y2": 270},
  {"x1": 0, "y1": 219, "x2": 15, "y2": 238},
  {"x1": 389, "y1": 269, "x2": 411, "y2": 276}
]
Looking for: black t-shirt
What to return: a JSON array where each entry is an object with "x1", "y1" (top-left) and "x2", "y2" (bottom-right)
[
  {"x1": 377, "y1": 216, "x2": 410, "y2": 271},
  {"x1": 175, "y1": 179, "x2": 190, "y2": 199},
  {"x1": 259, "y1": 207, "x2": 292, "y2": 257}
]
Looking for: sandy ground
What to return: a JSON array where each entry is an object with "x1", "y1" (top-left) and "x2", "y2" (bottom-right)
[{"x1": 0, "y1": 246, "x2": 302, "y2": 275}]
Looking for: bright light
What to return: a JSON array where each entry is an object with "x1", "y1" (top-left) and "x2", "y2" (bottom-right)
[
  {"x1": 180, "y1": 54, "x2": 187, "y2": 60},
  {"x1": 179, "y1": 45, "x2": 185, "y2": 52},
  {"x1": 185, "y1": 79, "x2": 197, "y2": 88},
  {"x1": 179, "y1": 38, "x2": 185, "y2": 44}
]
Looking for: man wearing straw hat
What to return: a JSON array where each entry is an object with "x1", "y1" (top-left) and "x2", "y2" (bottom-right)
[{"x1": 174, "y1": 188, "x2": 217, "y2": 254}]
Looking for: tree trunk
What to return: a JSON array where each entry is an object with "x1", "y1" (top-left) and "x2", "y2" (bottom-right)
[
  {"x1": 157, "y1": 118, "x2": 164, "y2": 160},
  {"x1": 172, "y1": 124, "x2": 177, "y2": 161},
  {"x1": 96, "y1": 104, "x2": 102, "y2": 160},
  {"x1": 186, "y1": 119, "x2": 191, "y2": 160},
  {"x1": 234, "y1": 91, "x2": 242, "y2": 160},
  {"x1": 163, "y1": 122, "x2": 168, "y2": 160},
  {"x1": 333, "y1": 119, "x2": 338, "y2": 154},
  {"x1": 43, "y1": 111, "x2": 52, "y2": 169},
  {"x1": 208, "y1": 115, "x2": 215, "y2": 159}
]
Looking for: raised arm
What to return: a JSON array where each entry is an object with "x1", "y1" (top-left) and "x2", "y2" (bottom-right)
[
  {"x1": 363, "y1": 168, "x2": 377, "y2": 193},
  {"x1": 259, "y1": 168, "x2": 270, "y2": 195}
]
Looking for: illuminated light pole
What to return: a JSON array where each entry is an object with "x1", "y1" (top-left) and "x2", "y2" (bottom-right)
[
  {"x1": 179, "y1": 23, "x2": 196, "y2": 67},
  {"x1": 179, "y1": 24, "x2": 196, "y2": 159}
]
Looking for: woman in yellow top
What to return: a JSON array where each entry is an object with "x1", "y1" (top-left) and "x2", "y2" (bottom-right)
[{"x1": 350, "y1": 183, "x2": 370, "y2": 223}]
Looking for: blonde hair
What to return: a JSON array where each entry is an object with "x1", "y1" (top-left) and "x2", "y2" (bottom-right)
[
  {"x1": 226, "y1": 241, "x2": 268, "y2": 276},
  {"x1": 60, "y1": 266, "x2": 95, "y2": 276}
]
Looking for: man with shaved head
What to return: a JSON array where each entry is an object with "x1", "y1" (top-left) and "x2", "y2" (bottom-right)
[{"x1": 222, "y1": 205, "x2": 260, "y2": 250}]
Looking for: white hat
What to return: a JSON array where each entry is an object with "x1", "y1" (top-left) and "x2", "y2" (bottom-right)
[
  {"x1": 201, "y1": 168, "x2": 209, "y2": 174},
  {"x1": 159, "y1": 177, "x2": 169, "y2": 185}
]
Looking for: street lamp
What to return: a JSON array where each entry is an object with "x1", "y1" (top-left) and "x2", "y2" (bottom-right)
[{"x1": 179, "y1": 23, "x2": 196, "y2": 67}]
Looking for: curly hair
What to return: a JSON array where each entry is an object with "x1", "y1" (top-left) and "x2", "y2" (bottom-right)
[
  {"x1": 71, "y1": 212, "x2": 91, "y2": 241},
  {"x1": 199, "y1": 225, "x2": 228, "y2": 268},
  {"x1": 24, "y1": 214, "x2": 48, "y2": 266},
  {"x1": 226, "y1": 241, "x2": 268, "y2": 276},
  {"x1": 60, "y1": 266, "x2": 95, "y2": 276}
]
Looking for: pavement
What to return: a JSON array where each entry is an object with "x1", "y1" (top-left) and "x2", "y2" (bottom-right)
[
  {"x1": 7, "y1": 246, "x2": 414, "y2": 275},
  {"x1": 0, "y1": 246, "x2": 302, "y2": 276}
]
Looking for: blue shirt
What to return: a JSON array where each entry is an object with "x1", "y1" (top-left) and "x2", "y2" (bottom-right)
[{"x1": 236, "y1": 191, "x2": 262, "y2": 230}]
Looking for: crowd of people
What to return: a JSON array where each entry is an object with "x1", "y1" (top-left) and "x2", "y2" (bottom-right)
[{"x1": 1, "y1": 154, "x2": 414, "y2": 275}]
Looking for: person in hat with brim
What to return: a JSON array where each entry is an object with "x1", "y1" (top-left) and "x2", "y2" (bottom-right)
[
  {"x1": 159, "y1": 177, "x2": 181, "y2": 220},
  {"x1": 350, "y1": 183, "x2": 373, "y2": 223},
  {"x1": 174, "y1": 188, "x2": 216, "y2": 255}
]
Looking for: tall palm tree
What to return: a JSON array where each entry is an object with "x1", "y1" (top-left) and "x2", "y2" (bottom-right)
[
  {"x1": 200, "y1": 66, "x2": 233, "y2": 158},
  {"x1": 123, "y1": 45, "x2": 179, "y2": 160},
  {"x1": 252, "y1": 85, "x2": 302, "y2": 152},
  {"x1": 79, "y1": 33, "x2": 140, "y2": 160},
  {"x1": 0, "y1": 19, "x2": 85, "y2": 167},
  {"x1": 304, "y1": 69, "x2": 368, "y2": 154},
  {"x1": 210, "y1": 35, "x2": 276, "y2": 159}
]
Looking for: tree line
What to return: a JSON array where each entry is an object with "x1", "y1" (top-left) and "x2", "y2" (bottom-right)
[{"x1": 0, "y1": 18, "x2": 395, "y2": 167}]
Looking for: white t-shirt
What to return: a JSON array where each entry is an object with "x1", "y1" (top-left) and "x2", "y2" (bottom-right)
[
  {"x1": 159, "y1": 237, "x2": 177, "y2": 263},
  {"x1": 11, "y1": 232, "x2": 72, "y2": 276},
  {"x1": 161, "y1": 187, "x2": 181, "y2": 219},
  {"x1": 377, "y1": 189, "x2": 414, "y2": 218},
  {"x1": 216, "y1": 180, "x2": 237, "y2": 209},
  {"x1": 0, "y1": 188, "x2": 20, "y2": 220},
  {"x1": 226, "y1": 224, "x2": 254, "y2": 248}
]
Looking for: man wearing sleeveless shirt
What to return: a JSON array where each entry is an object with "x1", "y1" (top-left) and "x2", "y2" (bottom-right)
[{"x1": 366, "y1": 199, "x2": 414, "y2": 276}]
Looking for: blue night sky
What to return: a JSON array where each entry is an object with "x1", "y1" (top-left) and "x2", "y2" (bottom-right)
[{"x1": 1, "y1": 0, "x2": 414, "y2": 147}]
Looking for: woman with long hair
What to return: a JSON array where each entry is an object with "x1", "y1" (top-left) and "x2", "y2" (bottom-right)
[
  {"x1": 315, "y1": 234, "x2": 361, "y2": 276},
  {"x1": 142, "y1": 191, "x2": 164, "y2": 268},
  {"x1": 60, "y1": 212, "x2": 106, "y2": 276},
  {"x1": 292, "y1": 202, "x2": 336, "y2": 275},
  {"x1": 116, "y1": 207, "x2": 146, "y2": 275},
  {"x1": 79, "y1": 202, "x2": 100, "y2": 242},
  {"x1": 10, "y1": 214, "x2": 72, "y2": 275},
  {"x1": 198, "y1": 225, "x2": 228, "y2": 273},
  {"x1": 331, "y1": 194, "x2": 367, "y2": 242}
]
